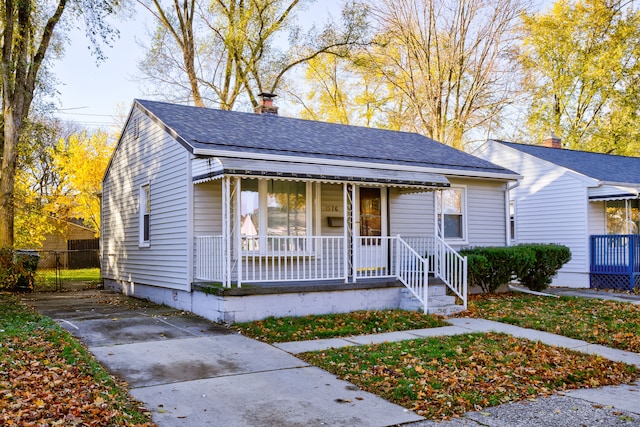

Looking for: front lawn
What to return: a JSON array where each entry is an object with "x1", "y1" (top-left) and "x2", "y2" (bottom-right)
[
  {"x1": 300, "y1": 332, "x2": 638, "y2": 420},
  {"x1": 0, "y1": 293, "x2": 154, "y2": 426},
  {"x1": 461, "y1": 293, "x2": 640, "y2": 353},
  {"x1": 231, "y1": 309, "x2": 448, "y2": 343}
]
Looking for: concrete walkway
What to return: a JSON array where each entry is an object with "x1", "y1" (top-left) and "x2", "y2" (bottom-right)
[{"x1": 24, "y1": 290, "x2": 640, "y2": 427}]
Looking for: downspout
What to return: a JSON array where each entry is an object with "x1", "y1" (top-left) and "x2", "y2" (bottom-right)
[{"x1": 505, "y1": 180, "x2": 520, "y2": 246}]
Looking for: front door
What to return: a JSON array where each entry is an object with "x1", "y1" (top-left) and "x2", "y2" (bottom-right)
[{"x1": 356, "y1": 187, "x2": 388, "y2": 275}]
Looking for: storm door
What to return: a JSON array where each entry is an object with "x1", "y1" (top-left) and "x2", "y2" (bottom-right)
[{"x1": 355, "y1": 187, "x2": 389, "y2": 275}]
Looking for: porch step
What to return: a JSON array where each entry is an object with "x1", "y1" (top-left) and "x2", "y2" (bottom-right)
[{"x1": 399, "y1": 284, "x2": 465, "y2": 316}]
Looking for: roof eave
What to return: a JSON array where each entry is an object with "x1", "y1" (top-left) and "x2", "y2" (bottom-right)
[{"x1": 192, "y1": 148, "x2": 519, "y2": 181}]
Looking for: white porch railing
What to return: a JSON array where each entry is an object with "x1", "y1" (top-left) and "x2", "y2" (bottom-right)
[
  {"x1": 195, "y1": 234, "x2": 467, "y2": 310},
  {"x1": 354, "y1": 236, "x2": 396, "y2": 278},
  {"x1": 396, "y1": 237, "x2": 430, "y2": 312},
  {"x1": 239, "y1": 236, "x2": 345, "y2": 283},
  {"x1": 196, "y1": 236, "x2": 226, "y2": 282}
]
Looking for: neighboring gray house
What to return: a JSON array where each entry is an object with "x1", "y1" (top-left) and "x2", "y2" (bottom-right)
[
  {"x1": 101, "y1": 97, "x2": 518, "y2": 322},
  {"x1": 474, "y1": 138, "x2": 640, "y2": 290}
]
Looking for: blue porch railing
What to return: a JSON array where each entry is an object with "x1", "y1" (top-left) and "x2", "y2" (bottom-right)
[{"x1": 590, "y1": 234, "x2": 640, "y2": 290}]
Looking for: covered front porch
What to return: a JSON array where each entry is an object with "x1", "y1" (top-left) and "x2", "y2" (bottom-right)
[
  {"x1": 192, "y1": 166, "x2": 467, "y2": 313},
  {"x1": 590, "y1": 234, "x2": 640, "y2": 291}
]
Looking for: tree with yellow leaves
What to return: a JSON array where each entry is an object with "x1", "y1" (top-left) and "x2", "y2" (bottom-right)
[{"x1": 53, "y1": 131, "x2": 114, "y2": 234}]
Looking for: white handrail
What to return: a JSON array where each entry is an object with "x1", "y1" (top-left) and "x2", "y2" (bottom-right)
[
  {"x1": 433, "y1": 235, "x2": 467, "y2": 309},
  {"x1": 396, "y1": 236, "x2": 429, "y2": 313}
]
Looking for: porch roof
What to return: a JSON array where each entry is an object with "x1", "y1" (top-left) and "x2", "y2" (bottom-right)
[
  {"x1": 588, "y1": 185, "x2": 639, "y2": 201},
  {"x1": 193, "y1": 157, "x2": 449, "y2": 189}
]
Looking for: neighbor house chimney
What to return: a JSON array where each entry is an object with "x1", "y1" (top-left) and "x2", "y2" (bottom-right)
[
  {"x1": 254, "y1": 92, "x2": 279, "y2": 115},
  {"x1": 542, "y1": 131, "x2": 562, "y2": 148}
]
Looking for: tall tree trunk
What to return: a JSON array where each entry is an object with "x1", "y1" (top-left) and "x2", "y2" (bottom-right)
[
  {"x1": 0, "y1": 0, "x2": 68, "y2": 247},
  {"x1": 0, "y1": 113, "x2": 19, "y2": 247}
]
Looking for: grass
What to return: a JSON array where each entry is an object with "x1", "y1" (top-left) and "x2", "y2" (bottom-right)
[
  {"x1": 231, "y1": 309, "x2": 449, "y2": 343},
  {"x1": 461, "y1": 293, "x2": 640, "y2": 353},
  {"x1": 33, "y1": 267, "x2": 101, "y2": 291},
  {"x1": 35, "y1": 267, "x2": 101, "y2": 284},
  {"x1": 0, "y1": 293, "x2": 154, "y2": 426},
  {"x1": 234, "y1": 295, "x2": 640, "y2": 420},
  {"x1": 300, "y1": 332, "x2": 638, "y2": 420}
]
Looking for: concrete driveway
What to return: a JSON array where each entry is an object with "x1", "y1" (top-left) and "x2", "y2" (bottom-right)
[{"x1": 23, "y1": 290, "x2": 423, "y2": 427}]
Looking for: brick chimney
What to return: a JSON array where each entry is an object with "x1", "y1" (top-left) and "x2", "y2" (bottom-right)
[
  {"x1": 254, "y1": 92, "x2": 279, "y2": 115},
  {"x1": 542, "y1": 131, "x2": 562, "y2": 148}
]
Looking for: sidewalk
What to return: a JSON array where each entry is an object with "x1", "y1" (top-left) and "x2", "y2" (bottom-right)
[{"x1": 24, "y1": 290, "x2": 640, "y2": 427}]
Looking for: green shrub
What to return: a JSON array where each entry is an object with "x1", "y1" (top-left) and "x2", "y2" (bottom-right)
[
  {"x1": 515, "y1": 244, "x2": 571, "y2": 291},
  {"x1": 464, "y1": 253, "x2": 490, "y2": 292},
  {"x1": 461, "y1": 246, "x2": 535, "y2": 293}
]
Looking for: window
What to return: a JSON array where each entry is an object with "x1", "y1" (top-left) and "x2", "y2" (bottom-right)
[
  {"x1": 240, "y1": 179, "x2": 312, "y2": 251},
  {"x1": 139, "y1": 184, "x2": 150, "y2": 246},
  {"x1": 509, "y1": 200, "x2": 516, "y2": 242},
  {"x1": 437, "y1": 187, "x2": 466, "y2": 241},
  {"x1": 606, "y1": 199, "x2": 639, "y2": 234}
]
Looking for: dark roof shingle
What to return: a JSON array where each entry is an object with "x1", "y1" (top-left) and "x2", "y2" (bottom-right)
[
  {"x1": 494, "y1": 140, "x2": 640, "y2": 184},
  {"x1": 136, "y1": 99, "x2": 516, "y2": 176}
]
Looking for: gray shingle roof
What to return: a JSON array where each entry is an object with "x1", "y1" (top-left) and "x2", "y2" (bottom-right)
[
  {"x1": 494, "y1": 140, "x2": 640, "y2": 184},
  {"x1": 136, "y1": 99, "x2": 516, "y2": 177}
]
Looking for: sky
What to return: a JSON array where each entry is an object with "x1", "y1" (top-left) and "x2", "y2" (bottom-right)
[{"x1": 50, "y1": 1, "x2": 344, "y2": 131}]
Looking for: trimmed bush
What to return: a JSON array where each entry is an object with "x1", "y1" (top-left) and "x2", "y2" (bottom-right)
[
  {"x1": 516, "y1": 244, "x2": 571, "y2": 291},
  {"x1": 461, "y1": 246, "x2": 535, "y2": 294}
]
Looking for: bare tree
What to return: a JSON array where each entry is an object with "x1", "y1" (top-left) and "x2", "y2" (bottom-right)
[
  {"x1": 365, "y1": 0, "x2": 528, "y2": 149},
  {"x1": 137, "y1": 0, "x2": 370, "y2": 110}
]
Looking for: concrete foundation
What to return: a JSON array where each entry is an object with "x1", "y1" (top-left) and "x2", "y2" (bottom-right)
[{"x1": 104, "y1": 278, "x2": 407, "y2": 323}]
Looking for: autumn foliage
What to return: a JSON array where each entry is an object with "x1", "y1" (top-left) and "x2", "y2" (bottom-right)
[
  {"x1": 301, "y1": 332, "x2": 637, "y2": 420},
  {"x1": 0, "y1": 294, "x2": 154, "y2": 426}
]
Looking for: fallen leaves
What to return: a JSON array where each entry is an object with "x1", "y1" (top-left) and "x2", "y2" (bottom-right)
[
  {"x1": 460, "y1": 293, "x2": 640, "y2": 353},
  {"x1": 300, "y1": 332, "x2": 638, "y2": 420},
  {"x1": 0, "y1": 293, "x2": 155, "y2": 426},
  {"x1": 232, "y1": 309, "x2": 448, "y2": 343}
]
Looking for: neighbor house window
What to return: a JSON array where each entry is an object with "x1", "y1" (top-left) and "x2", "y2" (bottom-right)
[
  {"x1": 437, "y1": 187, "x2": 467, "y2": 241},
  {"x1": 606, "y1": 199, "x2": 639, "y2": 234},
  {"x1": 240, "y1": 179, "x2": 311, "y2": 251},
  {"x1": 510, "y1": 200, "x2": 516, "y2": 243},
  {"x1": 139, "y1": 184, "x2": 150, "y2": 247}
]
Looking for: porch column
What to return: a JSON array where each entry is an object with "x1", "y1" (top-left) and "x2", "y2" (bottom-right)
[
  {"x1": 222, "y1": 176, "x2": 231, "y2": 288},
  {"x1": 343, "y1": 183, "x2": 349, "y2": 283},
  {"x1": 235, "y1": 176, "x2": 243, "y2": 287},
  {"x1": 351, "y1": 183, "x2": 358, "y2": 283}
]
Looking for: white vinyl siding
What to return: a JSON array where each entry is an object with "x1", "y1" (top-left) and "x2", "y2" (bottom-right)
[
  {"x1": 588, "y1": 200, "x2": 606, "y2": 235},
  {"x1": 389, "y1": 188, "x2": 435, "y2": 237},
  {"x1": 474, "y1": 141, "x2": 595, "y2": 287},
  {"x1": 320, "y1": 183, "x2": 344, "y2": 236},
  {"x1": 194, "y1": 179, "x2": 223, "y2": 236},
  {"x1": 102, "y1": 107, "x2": 191, "y2": 291},
  {"x1": 452, "y1": 178, "x2": 507, "y2": 247}
]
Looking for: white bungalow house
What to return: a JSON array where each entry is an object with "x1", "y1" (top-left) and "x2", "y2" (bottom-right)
[
  {"x1": 101, "y1": 97, "x2": 518, "y2": 322},
  {"x1": 473, "y1": 137, "x2": 640, "y2": 290}
]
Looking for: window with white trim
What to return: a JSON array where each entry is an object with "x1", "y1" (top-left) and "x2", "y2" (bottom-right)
[
  {"x1": 240, "y1": 179, "x2": 312, "y2": 251},
  {"x1": 436, "y1": 187, "x2": 467, "y2": 241},
  {"x1": 510, "y1": 200, "x2": 516, "y2": 242},
  {"x1": 139, "y1": 184, "x2": 150, "y2": 247}
]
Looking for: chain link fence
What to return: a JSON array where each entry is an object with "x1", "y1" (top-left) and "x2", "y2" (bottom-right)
[{"x1": 33, "y1": 250, "x2": 102, "y2": 292}]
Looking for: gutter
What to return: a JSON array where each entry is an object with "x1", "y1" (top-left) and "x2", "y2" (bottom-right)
[{"x1": 192, "y1": 148, "x2": 522, "y2": 181}]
